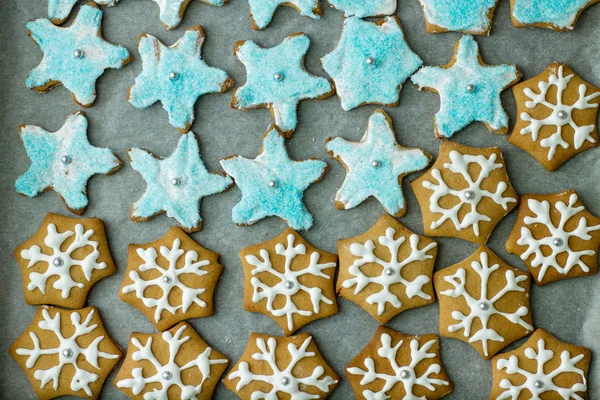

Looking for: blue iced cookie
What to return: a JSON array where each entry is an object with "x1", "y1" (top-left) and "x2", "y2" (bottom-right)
[
  {"x1": 248, "y1": 0, "x2": 321, "y2": 30},
  {"x1": 129, "y1": 26, "x2": 233, "y2": 133},
  {"x1": 27, "y1": 3, "x2": 131, "y2": 107},
  {"x1": 16, "y1": 112, "x2": 122, "y2": 214},
  {"x1": 326, "y1": 0, "x2": 396, "y2": 18},
  {"x1": 48, "y1": 0, "x2": 120, "y2": 25},
  {"x1": 220, "y1": 126, "x2": 327, "y2": 231},
  {"x1": 232, "y1": 33, "x2": 334, "y2": 136},
  {"x1": 321, "y1": 16, "x2": 422, "y2": 111},
  {"x1": 151, "y1": 0, "x2": 226, "y2": 30},
  {"x1": 417, "y1": 0, "x2": 500, "y2": 35},
  {"x1": 511, "y1": 0, "x2": 599, "y2": 31},
  {"x1": 411, "y1": 36, "x2": 521, "y2": 139},
  {"x1": 129, "y1": 132, "x2": 232, "y2": 233}
]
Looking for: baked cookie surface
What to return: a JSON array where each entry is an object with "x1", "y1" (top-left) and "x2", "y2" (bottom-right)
[
  {"x1": 511, "y1": 0, "x2": 600, "y2": 31},
  {"x1": 247, "y1": 0, "x2": 322, "y2": 30},
  {"x1": 417, "y1": 0, "x2": 500, "y2": 35}
]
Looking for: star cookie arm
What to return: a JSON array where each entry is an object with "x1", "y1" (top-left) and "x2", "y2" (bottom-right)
[
  {"x1": 152, "y1": 0, "x2": 226, "y2": 30},
  {"x1": 248, "y1": 0, "x2": 322, "y2": 30},
  {"x1": 417, "y1": 0, "x2": 500, "y2": 35},
  {"x1": 48, "y1": 0, "x2": 79, "y2": 24},
  {"x1": 511, "y1": 0, "x2": 600, "y2": 31},
  {"x1": 327, "y1": 0, "x2": 396, "y2": 17}
]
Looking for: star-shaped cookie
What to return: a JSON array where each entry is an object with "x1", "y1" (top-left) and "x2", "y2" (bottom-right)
[
  {"x1": 411, "y1": 35, "x2": 521, "y2": 139},
  {"x1": 27, "y1": 3, "x2": 131, "y2": 107},
  {"x1": 326, "y1": 0, "x2": 396, "y2": 17},
  {"x1": 232, "y1": 33, "x2": 334, "y2": 136},
  {"x1": 129, "y1": 132, "x2": 232, "y2": 233},
  {"x1": 220, "y1": 126, "x2": 327, "y2": 231},
  {"x1": 129, "y1": 26, "x2": 233, "y2": 133},
  {"x1": 48, "y1": 0, "x2": 120, "y2": 25},
  {"x1": 16, "y1": 112, "x2": 122, "y2": 214},
  {"x1": 151, "y1": 0, "x2": 226, "y2": 30},
  {"x1": 247, "y1": 0, "x2": 322, "y2": 30},
  {"x1": 326, "y1": 110, "x2": 431, "y2": 216},
  {"x1": 511, "y1": 0, "x2": 600, "y2": 31},
  {"x1": 321, "y1": 17, "x2": 423, "y2": 111},
  {"x1": 417, "y1": 0, "x2": 500, "y2": 35}
]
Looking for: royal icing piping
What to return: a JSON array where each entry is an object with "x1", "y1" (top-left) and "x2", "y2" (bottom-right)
[
  {"x1": 519, "y1": 65, "x2": 600, "y2": 161},
  {"x1": 518, "y1": 193, "x2": 600, "y2": 282},
  {"x1": 327, "y1": 0, "x2": 396, "y2": 18},
  {"x1": 347, "y1": 334, "x2": 450, "y2": 399},
  {"x1": 152, "y1": 0, "x2": 225, "y2": 30},
  {"x1": 16, "y1": 112, "x2": 121, "y2": 213},
  {"x1": 220, "y1": 127, "x2": 327, "y2": 231},
  {"x1": 512, "y1": 0, "x2": 598, "y2": 30},
  {"x1": 440, "y1": 250, "x2": 532, "y2": 357},
  {"x1": 411, "y1": 35, "x2": 519, "y2": 138},
  {"x1": 326, "y1": 110, "x2": 430, "y2": 215},
  {"x1": 229, "y1": 336, "x2": 337, "y2": 397},
  {"x1": 129, "y1": 27, "x2": 232, "y2": 132},
  {"x1": 496, "y1": 338, "x2": 587, "y2": 399},
  {"x1": 26, "y1": 4, "x2": 131, "y2": 107},
  {"x1": 116, "y1": 325, "x2": 227, "y2": 399},
  {"x1": 321, "y1": 17, "x2": 422, "y2": 112},
  {"x1": 422, "y1": 150, "x2": 517, "y2": 237},
  {"x1": 417, "y1": 0, "x2": 499, "y2": 34},
  {"x1": 245, "y1": 233, "x2": 336, "y2": 332},
  {"x1": 16, "y1": 309, "x2": 119, "y2": 396},
  {"x1": 48, "y1": 0, "x2": 120, "y2": 24},
  {"x1": 129, "y1": 132, "x2": 232, "y2": 232},
  {"x1": 248, "y1": 0, "x2": 321, "y2": 30},
  {"x1": 233, "y1": 34, "x2": 333, "y2": 134}
]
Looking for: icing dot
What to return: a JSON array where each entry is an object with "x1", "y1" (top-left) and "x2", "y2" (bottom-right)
[
  {"x1": 62, "y1": 348, "x2": 73, "y2": 358},
  {"x1": 162, "y1": 371, "x2": 173, "y2": 380},
  {"x1": 274, "y1": 72, "x2": 285, "y2": 82},
  {"x1": 53, "y1": 257, "x2": 64, "y2": 267},
  {"x1": 371, "y1": 160, "x2": 381, "y2": 168},
  {"x1": 61, "y1": 155, "x2": 72, "y2": 165},
  {"x1": 400, "y1": 370, "x2": 411, "y2": 380},
  {"x1": 479, "y1": 302, "x2": 490, "y2": 311},
  {"x1": 464, "y1": 190, "x2": 476, "y2": 201},
  {"x1": 384, "y1": 268, "x2": 395, "y2": 276},
  {"x1": 163, "y1": 276, "x2": 172, "y2": 284},
  {"x1": 268, "y1": 180, "x2": 277, "y2": 188},
  {"x1": 534, "y1": 380, "x2": 544, "y2": 389},
  {"x1": 466, "y1": 84, "x2": 475, "y2": 92},
  {"x1": 365, "y1": 56, "x2": 375, "y2": 66},
  {"x1": 169, "y1": 72, "x2": 179, "y2": 81},
  {"x1": 557, "y1": 110, "x2": 568, "y2": 120},
  {"x1": 171, "y1": 177, "x2": 181, "y2": 187},
  {"x1": 73, "y1": 49, "x2": 84, "y2": 59},
  {"x1": 285, "y1": 281, "x2": 294, "y2": 289},
  {"x1": 281, "y1": 376, "x2": 291, "y2": 385},
  {"x1": 553, "y1": 238, "x2": 564, "y2": 247}
]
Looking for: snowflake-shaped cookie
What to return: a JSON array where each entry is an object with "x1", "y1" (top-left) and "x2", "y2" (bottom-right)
[
  {"x1": 411, "y1": 35, "x2": 521, "y2": 139},
  {"x1": 14, "y1": 213, "x2": 116, "y2": 309},
  {"x1": 491, "y1": 329, "x2": 590, "y2": 400},
  {"x1": 327, "y1": 110, "x2": 431, "y2": 216},
  {"x1": 434, "y1": 247, "x2": 533, "y2": 359},
  {"x1": 48, "y1": 0, "x2": 121, "y2": 25},
  {"x1": 417, "y1": 0, "x2": 500, "y2": 35},
  {"x1": 151, "y1": 0, "x2": 226, "y2": 30},
  {"x1": 10, "y1": 306, "x2": 121, "y2": 399},
  {"x1": 412, "y1": 141, "x2": 518, "y2": 244},
  {"x1": 511, "y1": 0, "x2": 600, "y2": 31},
  {"x1": 221, "y1": 126, "x2": 327, "y2": 231},
  {"x1": 225, "y1": 333, "x2": 339, "y2": 399},
  {"x1": 16, "y1": 112, "x2": 122, "y2": 214},
  {"x1": 247, "y1": 0, "x2": 322, "y2": 30},
  {"x1": 326, "y1": 0, "x2": 396, "y2": 17},
  {"x1": 129, "y1": 26, "x2": 233, "y2": 133},
  {"x1": 337, "y1": 214, "x2": 437, "y2": 324},
  {"x1": 240, "y1": 229, "x2": 338, "y2": 335},
  {"x1": 119, "y1": 227, "x2": 223, "y2": 331},
  {"x1": 129, "y1": 132, "x2": 232, "y2": 233},
  {"x1": 27, "y1": 3, "x2": 131, "y2": 107},
  {"x1": 507, "y1": 190, "x2": 600, "y2": 286},
  {"x1": 232, "y1": 33, "x2": 334, "y2": 136},
  {"x1": 510, "y1": 63, "x2": 600, "y2": 171},
  {"x1": 347, "y1": 326, "x2": 453, "y2": 400},
  {"x1": 321, "y1": 16, "x2": 422, "y2": 111},
  {"x1": 115, "y1": 322, "x2": 228, "y2": 399}
]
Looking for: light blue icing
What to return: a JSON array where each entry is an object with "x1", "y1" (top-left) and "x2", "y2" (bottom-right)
[
  {"x1": 152, "y1": 0, "x2": 225, "y2": 30},
  {"x1": 16, "y1": 112, "x2": 121, "y2": 213},
  {"x1": 321, "y1": 17, "x2": 422, "y2": 111},
  {"x1": 129, "y1": 27, "x2": 231, "y2": 133},
  {"x1": 48, "y1": 0, "x2": 120, "y2": 24},
  {"x1": 129, "y1": 132, "x2": 232, "y2": 232},
  {"x1": 418, "y1": 0, "x2": 498, "y2": 34},
  {"x1": 326, "y1": 110, "x2": 430, "y2": 215},
  {"x1": 327, "y1": 0, "x2": 396, "y2": 18},
  {"x1": 512, "y1": 0, "x2": 597, "y2": 30},
  {"x1": 411, "y1": 35, "x2": 519, "y2": 139},
  {"x1": 233, "y1": 34, "x2": 333, "y2": 134},
  {"x1": 220, "y1": 127, "x2": 327, "y2": 231},
  {"x1": 248, "y1": 0, "x2": 320, "y2": 30},
  {"x1": 27, "y1": 4, "x2": 130, "y2": 107}
]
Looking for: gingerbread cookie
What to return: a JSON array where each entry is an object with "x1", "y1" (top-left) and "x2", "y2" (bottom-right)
[
  {"x1": 434, "y1": 247, "x2": 533, "y2": 359},
  {"x1": 225, "y1": 332, "x2": 339, "y2": 399},
  {"x1": 16, "y1": 112, "x2": 122, "y2": 215},
  {"x1": 232, "y1": 33, "x2": 334, "y2": 136},
  {"x1": 27, "y1": 3, "x2": 131, "y2": 107},
  {"x1": 511, "y1": 0, "x2": 600, "y2": 31},
  {"x1": 48, "y1": 0, "x2": 120, "y2": 25},
  {"x1": 321, "y1": 17, "x2": 423, "y2": 111},
  {"x1": 151, "y1": 0, "x2": 226, "y2": 30},
  {"x1": 510, "y1": 63, "x2": 600, "y2": 171},
  {"x1": 337, "y1": 214, "x2": 437, "y2": 324},
  {"x1": 347, "y1": 326, "x2": 453, "y2": 400},
  {"x1": 115, "y1": 322, "x2": 228, "y2": 399},
  {"x1": 411, "y1": 35, "x2": 521, "y2": 139},
  {"x1": 14, "y1": 213, "x2": 116, "y2": 309},
  {"x1": 129, "y1": 26, "x2": 233, "y2": 133},
  {"x1": 247, "y1": 0, "x2": 322, "y2": 30},
  {"x1": 326, "y1": 0, "x2": 396, "y2": 17},
  {"x1": 240, "y1": 229, "x2": 337, "y2": 335},
  {"x1": 129, "y1": 132, "x2": 232, "y2": 233},
  {"x1": 10, "y1": 306, "x2": 121, "y2": 399},
  {"x1": 326, "y1": 110, "x2": 431, "y2": 216},
  {"x1": 411, "y1": 141, "x2": 518, "y2": 244},
  {"x1": 491, "y1": 329, "x2": 590, "y2": 400},
  {"x1": 417, "y1": 0, "x2": 500, "y2": 35},
  {"x1": 506, "y1": 190, "x2": 600, "y2": 286},
  {"x1": 221, "y1": 126, "x2": 327, "y2": 231}
]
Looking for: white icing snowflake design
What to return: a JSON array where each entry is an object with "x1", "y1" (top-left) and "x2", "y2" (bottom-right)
[
  {"x1": 348, "y1": 333, "x2": 450, "y2": 400},
  {"x1": 342, "y1": 227, "x2": 437, "y2": 316},
  {"x1": 520, "y1": 65, "x2": 600, "y2": 161},
  {"x1": 228, "y1": 335, "x2": 337, "y2": 398},
  {"x1": 440, "y1": 250, "x2": 533, "y2": 357},
  {"x1": 16, "y1": 308, "x2": 119, "y2": 396},
  {"x1": 496, "y1": 338, "x2": 587, "y2": 400},
  {"x1": 21, "y1": 223, "x2": 108, "y2": 298},
  {"x1": 422, "y1": 150, "x2": 517, "y2": 237},
  {"x1": 116, "y1": 324, "x2": 227, "y2": 399},
  {"x1": 245, "y1": 233, "x2": 336, "y2": 332}
]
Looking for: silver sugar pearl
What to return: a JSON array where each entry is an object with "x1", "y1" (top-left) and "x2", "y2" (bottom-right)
[
  {"x1": 163, "y1": 276, "x2": 172, "y2": 284},
  {"x1": 466, "y1": 84, "x2": 476, "y2": 92},
  {"x1": 73, "y1": 49, "x2": 84, "y2": 59},
  {"x1": 162, "y1": 371, "x2": 173, "y2": 380},
  {"x1": 557, "y1": 110, "x2": 568, "y2": 120},
  {"x1": 479, "y1": 302, "x2": 490, "y2": 311},
  {"x1": 62, "y1": 348, "x2": 73, "y2": 358},
  {"x1": 366, "y1": 56, "x2": 375, "y2": 66},
  {"x1": 384, "y1": 268, "x2": 395, "y2": 276},
  {"x1": 269, "y1": 180, "x2": 277, "y2": 188},
  {"x1": 274, "y1": 72, "x2": 285, "y2": 81},
  {"x1": 534, "y1": 380, "x2": 544, "y2": 389},
  {"x1": 464, "y1": 190, "x2": 476, "y2": 200},
  {"x1": 400, "y1": 370, "x2": 411, "y2": 380},
  {"x1": 281, "y1": 377, "x2": 291, "y2": 386},
  {"x1": 371, "y1": 160, "x2": 381, "y2": 168},
  {"x1": 61, "y1": 155, "x2": 71, "y2": 165},
  {"x1": 553, "y1": 238, "x2": 564, "y2": 247},
  {"x1": 285, "y1": 281, "x2": 294, "y2": 289},
  {"x1": 171, "y1": 178, "x2": 181, "y2": 187},
  {"x1": 169, "y1": 72, "x2": 179, "y2": 81},
  {"x1": 53, "y1": 257, "x2": 64, "y2": 267}
]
